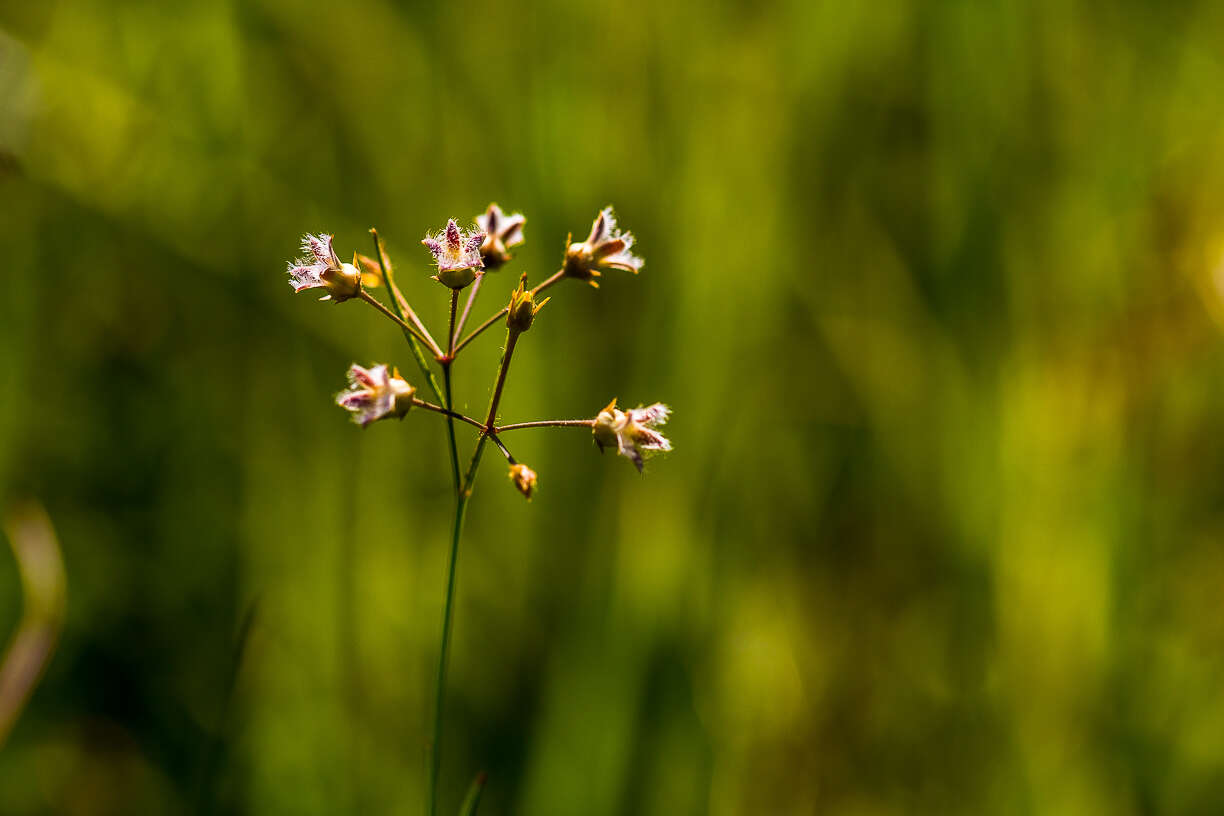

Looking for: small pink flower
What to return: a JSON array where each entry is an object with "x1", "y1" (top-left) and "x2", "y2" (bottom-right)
[
  {"x1": 475, "y1": 203, "x2": 526, "y2": 269},
  {"x1": 335, "y1": 364, "x2": 416, "y2": 427},
  {"x1": 287, "y1": 233, "x2": 362, "y2": 302},
  {"x1": 422, "y1": 219, "x2": 485, "y2": 289},
  {"x1": 563, "y1": 207, "x2": 643, "y2": 286},
  {"x1": 592, "y1": 399, "x2": 671, "y2": 472}
]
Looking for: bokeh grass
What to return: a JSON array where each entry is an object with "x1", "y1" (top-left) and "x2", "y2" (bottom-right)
[{"x1": 4, "y1": 1, "x2": 1224, "y2": 814}]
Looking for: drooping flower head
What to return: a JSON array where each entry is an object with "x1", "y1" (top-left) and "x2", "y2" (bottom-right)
[
  {"x1": 422, "y1": 219, "x2": 485, "y2": 290},
  {"x1": 287, "y1": 233, "x2": 363, "y2": 302},
  {"x1": 562, "y1": 207, "x2": 643, "y2": 287},
  {"x1": 335, "y1": 364, "x2": 416, "y2": 427},
  {"x1": 592, "y1": 399, "x2": 671, "y2": 472},
  {"x1": 475, "y1": 203, "x2": 526, "y2": 269},
  {"x1": 508, "y1": 463, "x2": 538, "y2": 500}
]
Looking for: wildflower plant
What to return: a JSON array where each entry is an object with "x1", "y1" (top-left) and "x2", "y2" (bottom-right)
[{"x1": 284, "y1": 204, "x2": 670, "y2": 816}]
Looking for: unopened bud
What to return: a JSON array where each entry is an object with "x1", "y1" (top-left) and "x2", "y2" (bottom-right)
[
  {"x1": 508, "y1": 464, "x2": 538, "y2": 500},
  {"x1": 506, "y1": 273, "x2": 549, "y2": 333}
]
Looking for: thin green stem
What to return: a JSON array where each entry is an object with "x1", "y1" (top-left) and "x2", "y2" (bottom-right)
[
  {"x1": 412, "y1": 398, "x2": 485, "y2": 431},
  {"x1": 440, "y1": 365, "x2": 462, "y2": 502},
  {"x1": 448, "y1": 291, "x2": 459, "y2": 355},
  {"x1": 487, "y1": 433, "x2": 515, "y2": 464},
  {"x1": 528, "y1": 268, "x2": 567, "y2": 298},
  {"x1": 359, "y1": 290, "x2": 435, "y2": 351},
  {"x1": 495, "y1": 419, "x2": 595, "y2": 432},
  {"x1": 441, "y1": 289, "x2": 463, "y2": 487},
  {"x1": 428, "y1": 290, "x2": 464, "y2": 816},
  {"x1": 368, "y1": 230, "x2": 445, "y2": 403},
  {"x1": 452, "y1": 308, "x2": 505, "y2": 356},
  {"x1": 483, "y1": 332, "x2": 519, "y2": 430},
  {"x1": 461, "y1": 435, "x2": 491, "y2": 497},
  {"x1": 429, "y1": 479, "x2": 466, "y2": 816},
  {"x1": 370, "y1": 229, "x2": 443, "y2": 357},
  {"x1": 429, "y1": 322, "x2": 522, "y2": 816},
  {"x1": 409, "y1": 339, "x2": 446, "y2": 408},
  {"x1": 453, "y1": 274, "x2": 484, "y2": 349}
]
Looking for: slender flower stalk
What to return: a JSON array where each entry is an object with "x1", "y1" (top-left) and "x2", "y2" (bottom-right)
[
  {"x1": 487, "y1": 433, "x2": 515, "y2": 462},
  {"x1": 359, "y1": 290, "x2": 438, "y2": 350},
  {"x1": 447, "y1": 292, "x2": 459, "y2": 358},
  {"x1": 412, "y1": 399, "x2": 485, "y2": 431},
  {"x1": 495, "y1": 419, "x2": 596, "y2": 432},
  {"x1": 452, "y1": 275, "x2": 483, "y2": 349},
  {"x1": 369, "y1": 229, "x2": 446, "y2": 402},
  {"x1": 371, "y1": 230, "x2": 444, "y2": 356},
  {"x1": 385, "y1": 276, "x2": 444, "y2": 359},
  {"x1": 430, "y1": 325, "x2": 524, "y2": 806},
  {"x1": 441, "y1": 289, "x2": 463, "y2": 483},
  {"x1": 430, "y1": 469, "x2": 465, "y2": 816},
  {"x1": 428, "y1": 287, "x2": 466, "y2": 816},
  {"x1": 484, "y1": 332, "x2": 519, "y2": 430},
  {"x1": 452, "y1": 306, "x2": 508, "y2": 356}
]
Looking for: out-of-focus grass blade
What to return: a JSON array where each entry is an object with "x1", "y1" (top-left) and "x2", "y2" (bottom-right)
[
  {"x1": 0, "y1": 501, "x2": 66, "y2": 746},
  {"x1": 193, "y1": 598, "x2": 259, "y2": 816},
  {"x1": 457, "y1": 771, "x2": 487, "y2": 816}
]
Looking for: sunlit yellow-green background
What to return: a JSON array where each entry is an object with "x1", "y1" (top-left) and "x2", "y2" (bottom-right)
[{"x1": 4, "y1": 1, "x2": 1224, "y2": 814}]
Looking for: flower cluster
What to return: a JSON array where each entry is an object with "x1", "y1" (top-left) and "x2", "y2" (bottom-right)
[{"x1": 285, "y1": 203, "x2": 671, "y2": 501}]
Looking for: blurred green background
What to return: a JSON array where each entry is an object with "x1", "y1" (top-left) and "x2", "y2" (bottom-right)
[{"x1": 4, "y1": 0, "x2": 1224, "y2": 813}]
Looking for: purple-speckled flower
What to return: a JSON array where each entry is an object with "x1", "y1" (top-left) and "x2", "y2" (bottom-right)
[
  {"x1": 422, "y1": 219, "x2": 485, "y2": 289},
  {"x1": 562, "y1": 207, "x2": 643, "y2": 287},
  {"x1": 287, "y1": 233, "x2": 363, "y2": 302},
  {"x1": 592, "y1": 399, "x2": 671, "y2": 472},
  {"x1": 475, "y1": 203, "x2": 526, "y2": 269},
  {"x1": 335, "y1": 364, "x2": 416, "y2": 427}
]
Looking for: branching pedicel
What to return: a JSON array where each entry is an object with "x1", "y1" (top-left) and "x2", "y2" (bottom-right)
[{"x1": 285, "y1": 203, "x2": 671, "y2": 815}]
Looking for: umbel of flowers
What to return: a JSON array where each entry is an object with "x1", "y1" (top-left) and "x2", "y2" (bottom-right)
[
  {"x1": 284, "y1": 203, "x2": 670, "y2": 816},
  {"x1": 287, "y1": 204, "x2": 670, "y2": 480}
]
